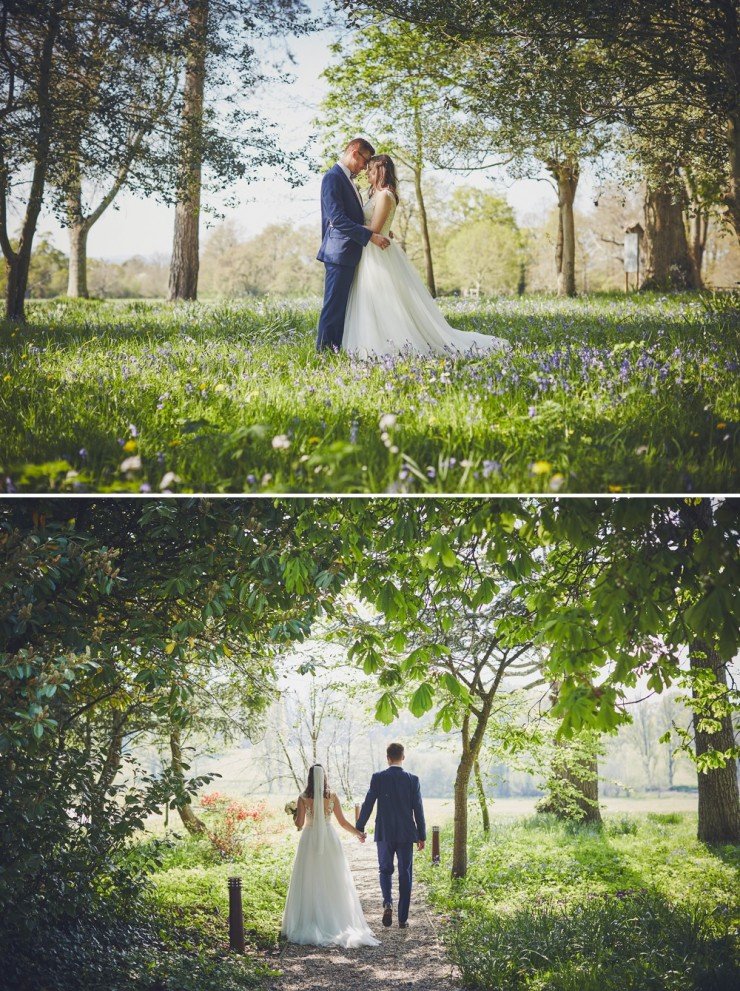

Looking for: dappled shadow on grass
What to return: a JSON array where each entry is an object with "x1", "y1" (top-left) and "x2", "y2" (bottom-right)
[
  {"x1": 422, "y1": 815, "x2": 740, "y2": 991},
  {"x1": 9, "y1": 292, "x2": 738, "y2": 353},
  {"x1": 701, "y1": 842, "x2": 740, "y2": 870},
  {"x1": 8, "y1": 299, "x2": 320, "y2": 349}
]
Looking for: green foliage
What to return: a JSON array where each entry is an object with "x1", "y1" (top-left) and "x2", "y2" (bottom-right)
[
  {"x1": 1, "y1": 294, "x2": 737, "y2": 493},
  {"x1": 605, "y1": 814, "x2": 639, "y2": 836},
  {"x1": 0, "y1": 887, "x2": 278, "y2": 991},
  {"x1": 0, "y1": 500, "x2": 345, "y2": 947},
  {"x1": 447, "y1": 893, "x2": 737, "y2": 991},
  {"x1": 445, "y1": 219, "x2": 523, "y2": 294},
  {"x1": 0, "y1": 236, "x2": 68, "y2": 299},
  {"x1": 149, "y1": 840, "x2": 292, "y2": 950},
  {"x1": 0, "y1": 814, "x2": 292, "y2": 991},
  {"x1": 419, "y1": 812, "x2": 739, "y2": 989}
]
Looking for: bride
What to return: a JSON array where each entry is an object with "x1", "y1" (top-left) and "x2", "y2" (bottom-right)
[
  {"x1": 343, "y1": 154, "x2": 509, "y2": 357},
  {"x1": 281, "y1": 764, "x2": 380, "y2": 948}
]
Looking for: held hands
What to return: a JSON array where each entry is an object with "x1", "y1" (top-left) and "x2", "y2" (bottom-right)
[
  {"x1": 370, "y1": 232, "x2": 390, "y2": 250},
  {"x1": 356, "y1": 829, "x2": 367, "y2": 843}
]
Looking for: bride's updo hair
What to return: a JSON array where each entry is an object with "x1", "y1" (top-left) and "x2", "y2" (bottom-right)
[
  {"x1": 304, "y1": 763, "x2": 331, "y2": 799},
  {"x1": 368, "y1": 154, "x2": 399, "y2": 203}
]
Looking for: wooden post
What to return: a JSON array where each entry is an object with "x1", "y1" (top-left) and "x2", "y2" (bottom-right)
[
  {"x1": 354, "y1": 803, "x2": 360, "y2": 823},
  {"x1": 228, "y1": 877, "x2": 245, "y2": 953},
  {"x1": 432, "y1": 825, "x2": 440, "y2": 865}
]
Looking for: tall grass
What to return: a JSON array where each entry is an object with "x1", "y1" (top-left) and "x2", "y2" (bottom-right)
[{"x1": 1, "y1": 293, "x2": 737, "y2": 493}]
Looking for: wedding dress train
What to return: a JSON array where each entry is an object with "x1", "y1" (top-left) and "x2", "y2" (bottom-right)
[{"x1": 343, "y1": 189, "x2": 509, "y2": 357}]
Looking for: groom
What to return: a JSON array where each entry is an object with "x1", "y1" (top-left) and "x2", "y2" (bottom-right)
[
  {"x1": 356, "y1": 742, "x2": 426, "y2": 929},
  {"x1": 315, "y1": 137, "x2": 391, "y2": 351}
]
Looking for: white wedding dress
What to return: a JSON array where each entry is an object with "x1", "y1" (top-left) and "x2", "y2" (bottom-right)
[
  {"x1": 281, "y1": 768, "x2": 380, "y2": 948},
  {"x1": 343, "y1": 189, "x2": 509, "y2": 356}
]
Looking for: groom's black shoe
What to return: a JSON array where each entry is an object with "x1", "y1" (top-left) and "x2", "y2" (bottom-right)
[
  {"x1": 382, "y1": 904, "x2": 393, "y2": 927},
  {"x1": 399, "y1": 921, "x2": 409, "y2": 929}
]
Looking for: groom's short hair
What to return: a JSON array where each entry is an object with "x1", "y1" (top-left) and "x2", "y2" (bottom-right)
[
  {"x1": 387, "y1": 742, "x2": 404, "y2": 761},
  {"x1": 344, "y1": 137, "x2": 375, "y2": 157}
]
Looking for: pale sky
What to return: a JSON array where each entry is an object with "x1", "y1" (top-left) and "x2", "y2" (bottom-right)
[{"x1": 33, "y1": 1, "x2": 589, "y2": 262}]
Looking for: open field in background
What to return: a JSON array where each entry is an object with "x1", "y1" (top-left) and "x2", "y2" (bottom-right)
[
  {"x1": 1, "y1": 292, "x2": 737, "y2": 493},
  {"x1": 143, "y1": 793, "x2": 701, "y2": 835}
]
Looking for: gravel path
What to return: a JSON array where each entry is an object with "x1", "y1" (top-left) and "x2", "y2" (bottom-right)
[{"x1": 273, "y1": 836, "x2": 460, "y2": 991}]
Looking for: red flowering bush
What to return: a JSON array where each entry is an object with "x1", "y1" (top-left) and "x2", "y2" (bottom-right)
[{"x1": 198, "y1": 793, "x2": 271, "y2": 858}]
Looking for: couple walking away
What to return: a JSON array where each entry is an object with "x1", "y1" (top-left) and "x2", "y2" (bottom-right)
[
  {"x1": 316, "y1": 137, "x2": 509, "y2": 357},
  {"x1": 281, "y1": 743, "x2": 426, "y2": 947}
]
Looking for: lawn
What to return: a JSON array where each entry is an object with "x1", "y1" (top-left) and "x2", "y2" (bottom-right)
[
  {"x1": 1, "y1": 292, "x2": 737, "y2": 493},
  {"x1": 419, "y1": 812, "x2": 740, "y2": 990}
]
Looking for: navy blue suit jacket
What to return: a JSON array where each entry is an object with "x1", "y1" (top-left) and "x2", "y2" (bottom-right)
[
  {"x1": 316, "y1": 164, "x2": 372, "y2": 267},
  {"x1": 356, "y1": 766, "x2": 426, "y2": 844}
]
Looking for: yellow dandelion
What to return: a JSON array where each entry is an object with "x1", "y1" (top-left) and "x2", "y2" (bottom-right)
[
  {"x1": 123, "y1": 439, "x2": 137, "y2": 453},
  {"x1": 609, "y1": 485, "x2": 623, "y2": 492},
  {"x1": 530, "y1": 460, "x2": 552, "y2": 475},
  {"x1": 716, "y1": 422, "x2": 726, "y2": 429}
]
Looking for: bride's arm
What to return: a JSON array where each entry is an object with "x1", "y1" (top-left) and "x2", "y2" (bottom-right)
[
  {"x1": 364, "y1": 190, "x2": 394, "y2": 235},
  {"x1": 294, "y1": 795, "x2": 306, "y2": 830},
  {"x1": 331, "y1": 794, "x2": 364, "y2": 837}
]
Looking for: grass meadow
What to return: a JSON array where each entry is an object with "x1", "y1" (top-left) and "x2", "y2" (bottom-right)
[
  {"x1": 419, "y1": 812, "x2": 740, "y2": 990},
  {"x1": 1, "y1": 292, "x2": 737, "y2": 493}
]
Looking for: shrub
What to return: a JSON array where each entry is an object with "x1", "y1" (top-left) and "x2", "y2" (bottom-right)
[
  {"x1": 605, "y1": 813, "x2": 639, "y2": 836},
  {"x1": 647, "y1": 811, "x2": 683, "y2": 825},
  {"x1": 198, "y1": 793, "x2": 271, "y2": 859}
]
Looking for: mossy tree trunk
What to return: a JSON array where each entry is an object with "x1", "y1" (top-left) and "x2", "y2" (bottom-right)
[{"x1": 691, "y1": 639, "x2": 740, "y2": 844}]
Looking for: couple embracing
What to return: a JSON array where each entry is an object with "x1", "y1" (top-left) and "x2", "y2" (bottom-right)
[
  {"x1": 281, "y1": 743, "x2": 425, "y2": 947},
  {"x1": 316, "y1": 138, "x2": 508, "y2": 357}
]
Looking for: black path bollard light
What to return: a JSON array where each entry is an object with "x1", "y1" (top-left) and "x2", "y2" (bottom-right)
[
  {"x1": 432, "y1": 825, "x2": 440, "y2": 865},
  {"x1": 228, "y1": 876, "x2": 246, "y2": 953}
]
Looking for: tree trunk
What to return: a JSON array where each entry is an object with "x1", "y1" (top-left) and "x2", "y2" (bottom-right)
[
  {"x1": 168, "y1": 0, "x2": 208, "y2": 302},
  {"x1": 91, "y1": 710, "x2": 126, "y2": 825},
  {"x1": 1, "y1": 7, "x2": 59, "y2": 322},
  {"x1": 687, "y1": 207, "x2": 708, "y2": 289},
  {"x1": 474, "y1": 759, "x2": 490, "y2": 834},
  {"x1": 690, "y1": 639, "x2": 740, "y2": 844},
  {"x1": 641, "y1": 181, "x2": 698, "y2": 290},
  {"x1": 170, "y1": 726, "x2": 207, "y2": 835},
  {"x1": 67, "y1": 220, "x2": 89, "y2": 298},
  {"x1": 413, "y1": 167, "x2": 436, "y2": 297},
  {"x1": 539, "y1": 734, "x2": 603, "y2": 824},
  {"x1": 4, "y1": 256, "x2": 30, "y2": 322},
  {"x1": 550, "y1": 160, "x2": 578, "y2": 296},
  {"x1": 725, "y1": 111, "x2": 740, "y2": 246},
  {"x1": 452, "y1": 751, "x2": 473, "y2": 878}
]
